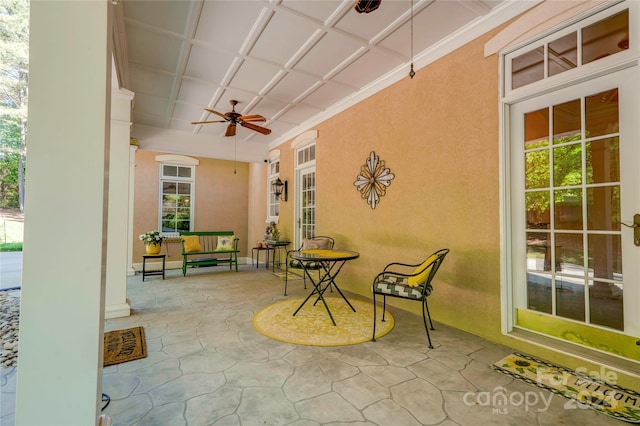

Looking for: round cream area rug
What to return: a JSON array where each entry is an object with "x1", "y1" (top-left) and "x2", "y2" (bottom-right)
[{"x1": 253, "y1": 297, "x2": 394, "y2": 346}]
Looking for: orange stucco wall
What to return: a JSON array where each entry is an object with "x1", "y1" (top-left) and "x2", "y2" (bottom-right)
[
  {"x1": 274, "y1": 31, "x2": 502, "y2": 340},
  {"x1": 132, "y1": 150, "x2": 250, "y2": 263}
]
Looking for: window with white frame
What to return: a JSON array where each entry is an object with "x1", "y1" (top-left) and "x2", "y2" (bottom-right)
[
  {"x1": 268, "y1": 159, "x2": 280, "y2": 220},
  {"x1": 160, "y1": 163, "x2": 194, "y2": 235},
  {"x1": 506, "y1": 8, "x2": 629, "y2": 93}
]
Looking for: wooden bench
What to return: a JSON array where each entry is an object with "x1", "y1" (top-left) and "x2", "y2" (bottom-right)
[{"x1": 179, "y1": 231, "x2": 239, "y2": 276}]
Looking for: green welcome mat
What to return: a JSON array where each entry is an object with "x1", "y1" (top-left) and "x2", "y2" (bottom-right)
[{"x1": 493, "y1": 353, "x2": 640, "y2": 423}]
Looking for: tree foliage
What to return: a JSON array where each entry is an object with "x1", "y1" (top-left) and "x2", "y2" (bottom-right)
[{"x1": 0, "y1": 0, "x2": 28, "y2": 210}]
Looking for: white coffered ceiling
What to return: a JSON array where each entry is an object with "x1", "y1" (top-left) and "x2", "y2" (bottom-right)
[{"x1": 120, "y1": 0, "x2": 535, "y2": 162}]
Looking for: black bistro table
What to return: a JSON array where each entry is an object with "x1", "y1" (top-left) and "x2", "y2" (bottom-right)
[{"x1": 289, "y1": 249, "x2": 359, "y2": 326}]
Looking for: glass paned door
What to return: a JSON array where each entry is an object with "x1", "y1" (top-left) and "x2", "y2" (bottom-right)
[
  {"x1": 295, "y1": 166, "x2": 315, "y2": 247},
  {"x1": 510, "y1": 67, "x2": 640, "y2": 352}
]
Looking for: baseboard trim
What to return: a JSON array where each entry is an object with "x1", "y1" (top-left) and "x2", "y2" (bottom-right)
[
  {"x1": 104, "y1": 301, "x2": 131, "y2": 319},
  {"x1": 507, "y1": 327, "x2": 640, "y2": 379}
]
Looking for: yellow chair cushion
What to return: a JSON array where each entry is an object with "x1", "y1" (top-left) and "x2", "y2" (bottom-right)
[
  {"x1": 215, "y1": 235, "x2": 235, "y2": 251},
  {"x1": 408, "y1": 254, "x2": 438, "y2": 287},
  {"x1": 182, "y1": 235, "x2": 202, "y2": 253}
]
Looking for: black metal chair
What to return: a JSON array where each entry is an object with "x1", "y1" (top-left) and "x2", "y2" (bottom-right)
[
  {"x1": 372, "y1": 248, "x2": 449, "y2": 348},
  {"x1": 284, "y1": 236, "x2": 335, "y2": 295}
]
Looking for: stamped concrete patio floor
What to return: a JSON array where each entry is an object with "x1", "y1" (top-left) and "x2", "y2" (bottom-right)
[{"x1": 1, "y1": 265, "x2": 622, "y2": 425}]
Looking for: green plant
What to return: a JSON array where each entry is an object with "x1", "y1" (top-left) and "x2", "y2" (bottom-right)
[
  {"x1": 0, "y1": 242, "x2": 22, "y2": 252},
  {"x1": 139, "y1": 230, "x2": 163, "y2": 245}
]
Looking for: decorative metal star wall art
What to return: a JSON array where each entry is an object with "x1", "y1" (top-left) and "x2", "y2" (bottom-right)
[{"x1": 353, "y1": 151, "x2": 395, "y2": 209}]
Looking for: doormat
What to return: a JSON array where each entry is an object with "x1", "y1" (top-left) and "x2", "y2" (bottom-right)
[
  {"x1": 273, "y1": 271, "x2": 302, "y2": 281},
  {"x1": 493, "y1": 352, "x2": 640, "y2": 423},
  {"x1": 103, "y1": 326, "x2": 147, "y2": 367}
]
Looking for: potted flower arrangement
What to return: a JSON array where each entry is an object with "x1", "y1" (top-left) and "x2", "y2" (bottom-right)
[
  {"x1": 265, "y1": 221, "x2": 279, "y2": 241},
  {"x1": 139, "y1": 230, "x2": 163, "y2": 254}
]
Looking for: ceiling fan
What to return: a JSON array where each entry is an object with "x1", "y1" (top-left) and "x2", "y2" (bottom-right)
[{"x1": 191, "y1": 100, "x2": 272, "y2": 137}]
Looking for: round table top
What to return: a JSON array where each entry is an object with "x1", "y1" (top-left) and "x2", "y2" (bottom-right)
[{"x1": 290, "y1": 249, "x2": 359, "y2": 261}]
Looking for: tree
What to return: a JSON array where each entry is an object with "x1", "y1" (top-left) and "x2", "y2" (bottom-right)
[{"x1": 0, "y1": 0, "x2": 28, "y2": 211}]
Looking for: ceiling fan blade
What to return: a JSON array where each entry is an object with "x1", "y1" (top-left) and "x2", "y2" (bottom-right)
[
  {"x1": 238, "y1": 114, "x2": 266, "y2": 122},
  {"x1": 241, "y1": 122, "x2": 271, "y2": 135},
  {"x1": 204, "y1": 108, "x2": 229, "y2": 120},
  {"x1": 191, "y1": 120, "x2": 226, "y2": 125},
  {"x1": 225, "y1": 122, "x2": 237, "y2": 137}
]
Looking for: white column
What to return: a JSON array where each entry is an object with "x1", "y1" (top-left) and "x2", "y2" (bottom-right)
[
  {"x1": 104, "y1": 86, "x2": 134, "y2": 319},
  {"x1": 127, "y1": 143, "x2": 138, "y2": 276},
  {"x1": 16, "y1": 2, "x2": 111, "y2": 425}
]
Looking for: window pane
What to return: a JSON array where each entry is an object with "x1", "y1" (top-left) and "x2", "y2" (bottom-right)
[
  {"x1": 161, "y1": 221, "x2": 174, "y2": 232},
  {"x1": 588, "y1": 234, "x2": 622, "y2": 280},
  {"x1": 512, "y1": 47, "x2": 544, "y2": 89},
  {"x1": 527, "y1": 232, "x2": 552, "y2": 272},
  {"x1": 548, "y1": 32, "x2": 577, "y2": 77},
  {"x1": 525, "y1": 108, "x2": 549, "y2": 149},
  {"x1": 178, "y1": 166, "x2": 191, "y2": 178},
  {"x1": 586, "y1": 138, "x2": 619, "y2": 184},
  {"x1": 525, "y1": 151, "x2": 550, "y2": 189},
  {"x1": 556, "y1": 277, "x2": 585, "y2": 321},
  {"x1": 553, "y1": 99, "x2": 581, "y2": 143},
  {"x1": 554, "y1": 189, "x2": 582, "y2": 230},
  {"x1": 163, "y1": 182, "x2": 177, "y2": 194},
  {"x1": 555, "y1": 232, "x2": 586, "y2": 321},
  {"x1": 526, "y1": 191, "x2": 550, "y2": 228},
  {"x1": 589, "y1": 280, "x2": 623, "y2": 330},
  {"x1": 177, "y1": 182, "x2": 190, "y2": 195},
  {"x1": 163, "y1": 165, "x2": 177, "y2": 177},
  {"x1": 553, "y1": 144, "x2": 582, "y2": 187},
  {"x1": 527, "y1": 272, "x2": 552, "y2": 313},
  {"x1": 582, "y1": 9, "x2": 629, "y2": 65},
  {"x1": 556, "y1": 233, "x2": 584, "y2": 274},
  {"x1": 587, "y1": 186, "x2": 620, "y2": 231},
  {"x1": 586, "y1": 89, "x2": 619, "y2": 138}
]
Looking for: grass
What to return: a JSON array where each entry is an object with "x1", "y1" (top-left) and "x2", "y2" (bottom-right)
[
  {"x1": 0, "y1": 217, "x2": 23, "y2": 250},
  {"x1": 0, "y1": 242, "x2": 22, "y2": 252}
]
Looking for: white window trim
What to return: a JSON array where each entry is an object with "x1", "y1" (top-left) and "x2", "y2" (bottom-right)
[
  {"x1": 291, "y1": 130, "x2": 318, "y2": 151},
  {"x1": 155, "y1": 154, "x2": 199, "y2": 166},
  {"x1": 156, "y1": 155, "x2": 198, "y2": 236}
]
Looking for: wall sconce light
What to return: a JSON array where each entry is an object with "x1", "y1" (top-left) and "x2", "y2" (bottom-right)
[{"x1": 272, "y1": 177, "x2": 288, "y2": 202}]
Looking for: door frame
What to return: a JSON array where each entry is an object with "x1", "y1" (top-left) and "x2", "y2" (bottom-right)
[
  {"x1": 498, "y1": 1, "x2": 640, "y2": 356},
  {"x1": 290, "y1": 130, "x2": 318, "y2": 249}
]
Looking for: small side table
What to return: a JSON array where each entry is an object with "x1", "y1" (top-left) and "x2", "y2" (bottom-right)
[
  {"x1": 252, "y1": 246, "x2": 274, "y2": 268},
  {"x1": 266, "y1": 240, "x2": 290, "y2": 272},
  {"x1": 142, "y1": 254, "x2": 166, "y2": 281}
]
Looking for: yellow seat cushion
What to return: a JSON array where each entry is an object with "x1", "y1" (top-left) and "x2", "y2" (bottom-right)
[
  {"x1": 408, "y1": 254, "x2": 438, "y2": 287},
  {"x1": 182, "y1": 235, "x2": 202, "y2": 253},
  {"x1": 215, "y1": 235, "x2": 235, "y2": 251}
]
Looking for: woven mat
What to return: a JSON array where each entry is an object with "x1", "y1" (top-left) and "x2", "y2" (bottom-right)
[
  {"x1": 103, "y1": 326, "x2": 147, "y2": 367},
  {"x1": 253, "y1": 297, "x2": 393, "y2": 346},
  {"x1": 493, "y1": 352, "x2": 640, "y2": 423}
]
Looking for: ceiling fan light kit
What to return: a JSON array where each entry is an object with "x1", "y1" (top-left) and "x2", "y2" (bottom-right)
[{"x1": 191, "y1": 100, "x2": 271, "y2": 137}]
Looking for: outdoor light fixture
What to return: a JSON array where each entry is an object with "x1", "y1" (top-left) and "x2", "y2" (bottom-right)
[{"x1": 272, "y1": 177, "x2": 288, "y2": 202}]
